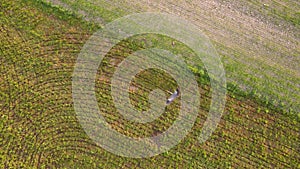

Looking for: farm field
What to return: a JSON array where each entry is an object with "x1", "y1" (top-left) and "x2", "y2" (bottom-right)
[
  {"x1": 45, "y1": 0, "x2": 300, "y2": 114},
  {"x1": 0, "y1": 0, "x2": 299, "y2": 168}
]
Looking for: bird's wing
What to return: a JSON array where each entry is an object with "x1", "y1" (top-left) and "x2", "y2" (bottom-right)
[{"x1": 169, "y1": 91, "x2": 178, "y2": 99}]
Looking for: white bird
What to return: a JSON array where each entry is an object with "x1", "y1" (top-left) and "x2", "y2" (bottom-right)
[{"x1": 166, "y1": 88, "x2": 180, "y2": 105}]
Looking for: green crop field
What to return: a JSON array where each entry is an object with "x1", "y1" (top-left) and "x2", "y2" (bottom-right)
[{"x1": 1, "y1": 0, "x2": 299, "y2": 168}]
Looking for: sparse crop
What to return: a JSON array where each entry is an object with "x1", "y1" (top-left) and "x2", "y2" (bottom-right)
[{"x1": 0, "y1": 0, "x2": 299, "y2": 168}]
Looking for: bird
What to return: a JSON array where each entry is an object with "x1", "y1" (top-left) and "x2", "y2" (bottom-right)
[{"x1": 166, "y1": 88, "x2": 180, "y2": 105}]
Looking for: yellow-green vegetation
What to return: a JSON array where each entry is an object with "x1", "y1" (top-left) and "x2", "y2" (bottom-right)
[
  {"x1": 0, "y1": 0, "x2": 299, "y2": 168},
  {"x1": 44, "y1": 0, "x2": 300, "y2": 114}
]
